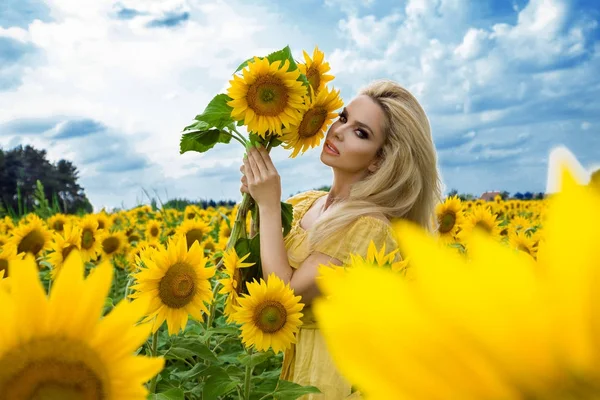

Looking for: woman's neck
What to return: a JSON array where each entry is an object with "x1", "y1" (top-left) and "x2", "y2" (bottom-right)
[{"x1": 325, "y1": 169, "x2": 366, "y2": 211}]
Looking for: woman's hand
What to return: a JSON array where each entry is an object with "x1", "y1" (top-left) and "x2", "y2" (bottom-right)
[{"x1": 240, "y1": 144, "x2": 281, "y2": 209}]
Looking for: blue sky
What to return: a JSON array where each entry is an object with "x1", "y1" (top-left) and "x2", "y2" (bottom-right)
[{"x1": 0, "y1": 0, "x2": 598, "y2": 210}]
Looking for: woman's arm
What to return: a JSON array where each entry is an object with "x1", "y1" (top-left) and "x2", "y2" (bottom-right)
[{"x1": 242, "y1": 145, "x2": 342, "y2": 304}]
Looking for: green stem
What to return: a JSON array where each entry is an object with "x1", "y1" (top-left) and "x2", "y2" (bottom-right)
[
  {"x1": 205, "y1": 280, "x2": 222, "y2": 330},
  {"x1": 149, "y1": 330, "x2": 159, "y2": 393},
  {"x1": 243, "y1": 348, "x2": 254, "y2": 400}
]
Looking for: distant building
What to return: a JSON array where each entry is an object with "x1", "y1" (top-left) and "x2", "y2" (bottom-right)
[{"x1": 480, "y1": 191, "x2": 501, "y2": 201}]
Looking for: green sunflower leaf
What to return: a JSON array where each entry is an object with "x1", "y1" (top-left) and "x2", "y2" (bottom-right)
[
  {"x1": 270, "y1": 380, "x2": 322, "y2": 399},
  {"x1": 188, "y1": 93, "x2": 235, "y2": 131},
  {"x1": 179, "y1": 129, "x2": 232, "y2": 154},
  {"x1": 148, "y1": 388, "x2": 185, "y2": 400},
  {"x1": 281, "y1": 201, "x2": 294, "y2": 237}
]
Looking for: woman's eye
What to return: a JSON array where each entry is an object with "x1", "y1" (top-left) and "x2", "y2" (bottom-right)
[{"x1": 355, "y1": 129, "x2": 368, "y2": 139}]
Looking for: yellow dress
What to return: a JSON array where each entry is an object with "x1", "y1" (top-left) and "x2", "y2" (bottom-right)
[{"x1": 280, "y1": 190, "x2": 399, "y2": 399}]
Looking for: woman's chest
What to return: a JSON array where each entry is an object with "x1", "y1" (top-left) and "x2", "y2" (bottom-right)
[{"x1": 299, "y1": 195, "x2": 329, "y2": 231}]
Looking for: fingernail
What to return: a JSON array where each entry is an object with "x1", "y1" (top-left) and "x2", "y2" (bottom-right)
[
  {"x1": 255, "y1": 142, "x2": 262, "y2": 148},
  {"x1": 243, "y1": 153, "x2": 247, "y2": 159}
]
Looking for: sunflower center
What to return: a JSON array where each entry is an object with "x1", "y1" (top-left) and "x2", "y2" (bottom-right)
[
  {"x1": 253, "y1": 300, "x2": 287, "y2": 333},
  {"x1": 17, "y1": 229, "x2": 46, "y2": 256},
  {"x1": 53, "y1": 220, "x2": 65, "y2": 232},
  {"x1": 185, "y1": 229, "x2": 205, "y2": 250},
  {"x1": 222, "y1": 226, "x2": 231, "y2": 237},
  {"x1": 298, "y1": 107, "x2": 327, "y2": 138},
  {"x1": 0, "y1": 337, "x2": 108, "y2": 400},
  {"x1": 62, "y1": 245, "x2": 77, "y2": 261},
  {"x1": 158, "y1": 262, "x2": 196, "y2": 308},
  {"x1": 102, "y1": 237, "x2": 120, "y2": 255},
  {"x1": 438, "y1": 212, "x2": 456, "y2": 234},
  {"x1": 150, "y1": 227, "x2": 159, "y2": 237},
  {"x1": 0, "y1": 259, "x2": 8, "y2": 277},
  {"x1": 128, "y1": 234, "x2": 140, "y2": 244},
  {"x1": 97, "y1": 220, "x2": 105, "y2": 230},
  {"x1": 204, "y1": 241, "x2": 215, "y2": 252},
  {"x1": 306, "y1": 66, "x2": 321, "y2": 92},
  {"x1": 186, "y1": 213, "x2": 195, "y2": 220},
  {"x1": 81, "y1": 229, "x2": 94, "y2": 250},
  {"x1": 247, "y1": 75, "x2": 289, "y2": 117}
]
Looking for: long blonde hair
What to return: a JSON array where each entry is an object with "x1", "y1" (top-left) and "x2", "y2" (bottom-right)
[{"x1": 308, "y1": 79, "x2": 442, "y2": 250}]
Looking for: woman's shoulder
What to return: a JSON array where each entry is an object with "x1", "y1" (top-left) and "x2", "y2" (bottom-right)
[{"x1": 284, "y1": 190, "x2": 328, "y2": 207}]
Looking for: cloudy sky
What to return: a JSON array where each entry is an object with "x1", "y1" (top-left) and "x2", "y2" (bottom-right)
[{"x1": 1, "y1": 0, "x2": 599, "y2": 210}]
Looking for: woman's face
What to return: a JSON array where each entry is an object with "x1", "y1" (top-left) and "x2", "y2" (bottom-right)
[{"x1": 320, "y1": 94, "x2": 386, "y2": 175}]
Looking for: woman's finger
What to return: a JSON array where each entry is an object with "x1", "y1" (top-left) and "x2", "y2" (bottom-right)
[
  {"x1": 243, "y1": 156, "x2": 254, "y2": 182},
  {"x1": 256, "y1": 145, "x2": 277, "y2": 173},
  {"x1": 240, "y1": 183, "x2": 249, "y2": 194},
  {"x1": 248, "y1": 148, "x2": 268, "y2": 179},
  {"x1": 240, "y1": 164, "x2": 245, "y2": 174}
]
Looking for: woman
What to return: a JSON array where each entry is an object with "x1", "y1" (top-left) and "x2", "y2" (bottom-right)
[{"x1": 240, "y1": 79, "x2": 442, "y2": 398}]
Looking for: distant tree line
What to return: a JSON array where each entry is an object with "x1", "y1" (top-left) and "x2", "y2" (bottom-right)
[
  {"x1": 162, "y1": 198, "x2": 237, "y2": 210},
  {"x1": 446, "y1": 189, "x2": 545, "y2": 201},
  {"x1": 0, "y1": 145, "x2": 93, "y2": 216}
]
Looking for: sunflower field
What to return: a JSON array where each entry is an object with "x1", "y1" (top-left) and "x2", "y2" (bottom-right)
[{"x1": 0, "y1": 188, "x2": 558, "y2": 399}]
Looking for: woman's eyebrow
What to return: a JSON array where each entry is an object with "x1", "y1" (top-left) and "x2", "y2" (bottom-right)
[{"x1": 344, "y1": 107, "x2": 374, "y2": 135}]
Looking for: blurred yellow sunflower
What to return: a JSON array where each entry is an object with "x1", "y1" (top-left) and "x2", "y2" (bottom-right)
[
  {"x1": 94, "y1": 211, "x2": 112, "y2": 231},
  {"x1": 129, "y1": 235, "x2": 216, "y2": 335},
  {"x1": 508, "y1": 230, "x2": 537, "y2": 259},
  {"x1": 127, "y1": 240, "x2": 165, "y2": 273},
  {"x1": 350, "y1": 240, "x2": 408, "y2": 274},
  {"x1": 100, "y1": 230, "x2": 128, "y2": 262},
  {"x1": 218, "y1": 248, "x2": 255, "y2": 322},
  {"x1": 298, "y1": 46, "x2": 334, "y2": 95},
  {"x1": 184, "y1": 205, "x2": 200, "y2": 221},
  {"x1": 218, "y1": 220, "x2": 232, "y2": 243},
  {"x1": 144, "y1": 220, "x2": 162, "y2": 243},
  {"x1": 435, "y1": 195, "x2": 465, "y2": 243},
  {"x1": 281, "y1": 86, "x2": 344, "y2": 158},
  {"x1": 176, "y1": 218, "x2": 211, "y2": 250},
  {"x1": 0, "y1": 244, "x2": 23, "y2": 278},
  {"x1": 48, "y1": 223, "x2": 81, "y2": 279},
  {"x1": 0, "y1": 233, "x2": 9, "y2": 248},
  {"x1": 313, "y1": 153, "x2": 600, "y2": 399},
  {"x1": 459, "y1": 205, "x2": 501, "y2": 242},
  {"x1": 77, "y1": 214, "x2": 104, "y2": 263},
  {"x1": 227, "y1": 56, "x2": 306, "y2": 137},
  {"x1": 0, "y1": 250, "x2": 164, "y2": 399},
  {"x1": 509, "y1": 215, "x2": 531, "y2": 234},
  {"x1": 47, "y1": 213, "x2": 70, "y2": 233},
  {"x1": 233, "y1": 273, "x2": 304, "y2": 354},
  {"x1": 7, "y1": 214, "x2": 52, "y2": 259}
]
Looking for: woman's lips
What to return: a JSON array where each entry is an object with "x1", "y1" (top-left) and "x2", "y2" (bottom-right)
[{"x1": 324, "y1": 140, "x2": 339, "y2": 155}]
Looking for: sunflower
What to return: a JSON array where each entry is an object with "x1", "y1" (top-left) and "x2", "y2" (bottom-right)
[
  {"x1": 127, "y1": 240, "x2": 165, "y2": 273},
  {"x1": 47, "y1": 223, "x2": 82, "y2": 279},
  {"x1": 129, "y1": 235, "x2": 216, "y2": 335},
  {"x1": 0, "y1": 250, "x2": 164, "y2": 398},
  {"x1": 100, "y1": 230, "x2": 128, "y2": 262},
  {"x1": 233, "y1": 273, "x2": 304, "y2": 354},
  {"x1": 7, "y1": 214, "x2": 53, "y2": 259},
  {"x1": 184, "y1": 205, "x2": 200, "y2": 221},
  {"x1": 0, "y1": 244, "x2": 23, "y2": 278},
  {"x1": 144, "y1": 220, "x2": 162, "y2": 243},
  {"x1": 201, "y1": 235, "x2": 219, "y2": 255},
  {"x1": 218, "y1": 220, "x2": 232, "y2": 243},
  {"x1": 298, "y1": 46, "x2": 334, "y2": 95},
  {"x1": 218, "y1": 248, "x2": 255, "y2": 322},
  {"x1": 281, "y1": 86, "x2": 344, "y2": 158},
  {"x1": 176, "y1": 218, "x2": 211, "y2": 250},
  {"x1": 47, "y1": 213, "x2": 70, "y2": 233},
  {"x1": 94, "y1": 211, "x2": 113, "y2": 231},
  {"x1": 77, "y1": 214, "x2": 104, "y2": 263},
  {"x1": 349, "y1": 240, "x2": 408, "y2": 274},
  {"x1": 313, "y1": 152, "x2": 600, "y2": 399},
  {"x1": 0, "y1": 233, "x2": 9, "y2": 248},
  {"x1": 508, "y1": 230, "x2": 537, "y2": 258},
  {"x1": 227, "y1": 56, "x2": 306, "y2": 137},
  {"x1": 435, "y1": 195, "x2": 465, "y2": 243},
  {"x1": 509, "y1": 215, "x2": 531, "y2": 234},
  {"x1": 459, "y1": 205, "x2": 501, "y2": 242}
]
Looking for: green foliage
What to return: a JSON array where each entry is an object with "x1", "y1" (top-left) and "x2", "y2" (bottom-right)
[{"x1": 180, "y1": 94, "x2": 236, "y2": 155}]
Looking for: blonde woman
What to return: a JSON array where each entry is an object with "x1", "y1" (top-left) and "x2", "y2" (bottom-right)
[{"x1": 240, "y1": 79, "x2": 442, "y2": 398}]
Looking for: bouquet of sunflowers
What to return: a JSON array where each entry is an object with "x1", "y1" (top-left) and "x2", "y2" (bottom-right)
[{"x1": 180, "y1": 45, "x2": 342, "y2": 295}]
